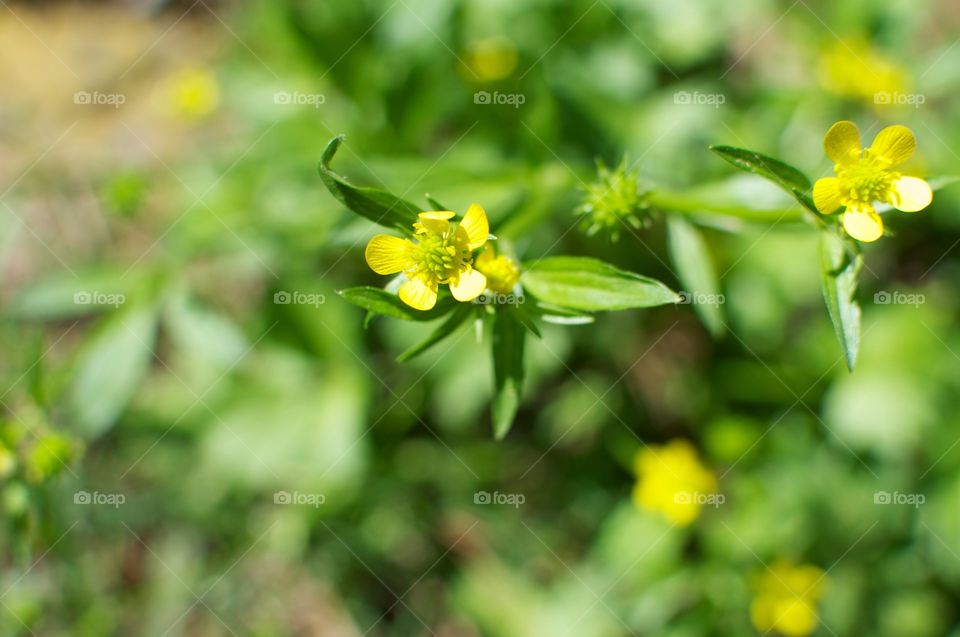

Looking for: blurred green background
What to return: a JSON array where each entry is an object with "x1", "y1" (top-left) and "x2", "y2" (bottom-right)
[{"x1": 2, "y1": 0, "x2": 960, "y2": 635}]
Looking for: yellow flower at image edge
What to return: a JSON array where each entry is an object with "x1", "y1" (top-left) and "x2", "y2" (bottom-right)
[
  {"x1": 813, "y1": 121, "x2": 932, "y2": 242},
  {"x1": 632, "y1": 439, "x2": 717, "y2": 526},
  {"x1": 365, "y1": 204, "x2": 490, "y2": 310},
  {"x1": 751, "y1": 562, "x2": 826, "y2": 637}
]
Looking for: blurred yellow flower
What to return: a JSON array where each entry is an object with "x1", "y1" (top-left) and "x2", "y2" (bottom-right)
[
  {"x1": 813, "y1": 120, "x2": 931, "y2": 242},
  {"x1": 474, "y1": 248, "x2": 520, "y2": 294},
  {"x1": 819, "y1": 39, "x2": 905, "y2": 104},
  {"x1": 169, "y1": 67, "x2": 220, "y2": 120},
  {"x1": 463, "y1": 37, "x2": 518, "y2": 82},
  {"x1": 365, "y1": 205, "x2": 489, "y2": 311},
  {"x1": 750, "y1": 562, "x2": 826, "y2": 637},
  {"x1": 632, "y1": 439, "x2": 717, "y2": 526}
]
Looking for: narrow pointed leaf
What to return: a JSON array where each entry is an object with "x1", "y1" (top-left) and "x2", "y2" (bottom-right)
[
  {"x1": 397, "y1": 305, "x2": 473, "y2": 362},
  {"x1": 819, "y1": 231, "x2": 862, "y2": 370},
  {"x1": 666, "y1": 216, "x2": 724, "y2": 336},
  {"x1": 710, "y1": 145, "x2": 811, "y2": 193},
  {"x1": 339, "y1": 287, "x2": 455, "y2": 321},
  {"x1": 492, "y1": 310, "x2": 525, "y2": 440},
  {"x1": 63, "y1": 303, "x2": 159, "y2": 438},
  {"x1": 318, "y1": 136, "x2": 421, "y2": 234}
]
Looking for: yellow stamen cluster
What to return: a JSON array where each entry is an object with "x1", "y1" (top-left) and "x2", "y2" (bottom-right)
[{"x1": 412, "y1": 223, "x2": 472, "y2": 282}]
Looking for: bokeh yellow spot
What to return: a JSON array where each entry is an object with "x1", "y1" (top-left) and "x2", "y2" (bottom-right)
[
  {"x1": 168, "y1": 67, "x2": 220, "y2": 120},
  {"x1": 632, "y1": 439, "x2": 717, "y2": 526},
  {"x1": 463, "y1": 37, "x2": 518, "y2": 82},
  {"x1": 750, "y1": 562, "x2": 826, "y2": 637}
]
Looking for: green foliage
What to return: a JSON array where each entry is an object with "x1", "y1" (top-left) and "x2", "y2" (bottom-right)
[
  {"x1": 318, "y1": 136, "x2": 421, "y2": 234},
  {"x1": 491, "y1": 310, "x2": 525, "y2": 440},
  {"x1": 521, "y1": 256, "x2": 680, "y2": 311},
  {"x1": 666, "y1": 217, "x2": 724, "y2": 336},
  {"x1": 4, "y1": 1, "x2": 960, "y2": 636},
  {"x1": 819, "y1": 231, "x2": 863, "y2": 371}
]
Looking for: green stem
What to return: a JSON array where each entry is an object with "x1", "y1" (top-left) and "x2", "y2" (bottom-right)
[{"x1": 648, "y1": 190, "x2": 805, "y2": 223}]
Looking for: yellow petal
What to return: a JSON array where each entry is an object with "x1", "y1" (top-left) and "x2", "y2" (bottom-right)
[
  {"x1": 365, "y1": 235, "x2": 413, "y2": 274},
  {"x1": 417, "y1": 211, "x2": 454, "y2": 234},
  {"x1": 399, "y1": 274, "x2": 438, "y2": 310},
  {"x1": 842, "y1": 208, "x2": 884, "y2": 242},
  {"x1": 869, "y1": 125, "x2": 915, "y2": 166},
  {"x1": 891, "y1": 176, "x2": 932, "y2": 212},
  {"x1": 448, "y1": 267, "x2": 487, "y2": 301},
  {"x1": 823, "y1": 120, "x2": 861, "y2": 165},
  {"x1": 419, "y1": 210, "x2": 455, "y2": 221},
  {"x1": 459, "y1": 203, "x2": 489, "y2": 250},
  {"x1": 813, "y1": 177, "x2": 844, "y2": 213}
]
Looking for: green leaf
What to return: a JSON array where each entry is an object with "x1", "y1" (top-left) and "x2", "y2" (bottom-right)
[
  {"x1": 710, "y1": 145, "x2": 812, "y2": 193},
  {"x1": 819, "y1": 231, "x2": 862, "y2": 371},
  {"x1": 63, "y1": 303, "x2": 159, "y2": 438},
  {"x1": 425, "y1": 194, "x2": 450, "y2": 210},
  {"x1": 338, "y1": 287, "x2": 454, "y2": 321},
  {"x1": 521, "y1": 257, "x2": 679, "y2": 312},
  {"x1": 529, "y1": 302, "x2": 595, "y2": 325},
  {"x1": 927, "y1": 175, "x2": 960, "y2": 191},
  {"x1": 666, "y1": 217, "x2": 724, "y2": 336},
  {"x1": 511, "y1": 305, "x2": 542, "y2": 338},
  {"x1": 491, "y1": 310, "x2": 525, "y2": 440},
  {"x1": 6, "y1": 268, "x2": 145, "y2": 321},
  {"x1": 397, "y1": 305, "x2": 473, "y2": 362},
  {"x1": 318, "y1": 136, "x2": 421, "y2": 234}
]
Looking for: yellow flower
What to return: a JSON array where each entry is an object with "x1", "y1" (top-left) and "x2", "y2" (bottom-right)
[
  {"x1": 463, "y1": 37, "x2": 518, "y2": 82},
  {"x1": 813, "y1": 121, "x2": 932, "y2": 242},
  {"x1": 632, "y1": 439, "x2": 717, "y2": 526},
  {"x1": 169, "y1": 67, "x2": 219, "y2": 120},
  {"x1": 474, "y1": 248, "x2": 520, "y2": 294},
  {"x1": 365, "y1": 205, "x2": 490, "y2": 311},
  {"x1": 818, "y1": 39, "x2": 906, "y2": 104},
  {"x1": 750, "y1": 562, "x2": 826, "y2": 637}
]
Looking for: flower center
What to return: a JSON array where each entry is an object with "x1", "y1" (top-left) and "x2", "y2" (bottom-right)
[
  {"x1": 413, "y1": 229, "x2": 472, "y2": 281},
  {"x1": 837, "y1": 153, "x2": 898, "y2": 205}
]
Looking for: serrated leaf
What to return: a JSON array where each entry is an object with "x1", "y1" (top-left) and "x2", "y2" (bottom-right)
[
  {"x1": 492, "y1": 310, "x2": 525, "y2": 440},
  {"x1": 666, "y1": 217, "x2": 724, "y2": 336},
  {"x1": 397, "y1": 305, "x2": 473, "y2": 362},
  {"x1": 63, "y1": 303, "x2": 159, "y2": 438},
  {"x1": 339, "y1": 287, "x2": 454, "y2": 321},
  {"x1": 710, "y1": 145, "x2": 812, "y2": 193},
  {"x1": 819, "y1": 231, "x2": 862, "y2": 371},
  {"x1": 318, "y1": 136, "x2": 421, "y2": 234},
  {"x1": 521, "y1": 257, "x2": 679, "y2": 312}
]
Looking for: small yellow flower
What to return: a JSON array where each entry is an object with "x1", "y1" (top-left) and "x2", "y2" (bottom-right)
[
  {"x1": 750, "y1": 562, "x2": 826, "y2": 637},
  {"x1": 169, "y1": 67, "x2": 219, "y2": 120},
  {"x1": 463, "y1": 37, "x2": 518, "y2": 82},
  {"x1": 365, "y1": 205, "x2": 490, "y2": 311},
  {"x1": 819, "y1": 39, "x2": 906, "y2": 104},
  {"x1": 474, "y1": 248, "x2": 520, "y2": 294},
  {"x1": 813, "y1": 121, "x2": 932, "y2": 242},
  {"x1": 632, "y1": 439, "x2": 717, "y2": 526}
]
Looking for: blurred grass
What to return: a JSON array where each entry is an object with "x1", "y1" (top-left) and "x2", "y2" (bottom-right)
[{"x1": 1, "y1": 0, "x2": 960, "y2": 635}]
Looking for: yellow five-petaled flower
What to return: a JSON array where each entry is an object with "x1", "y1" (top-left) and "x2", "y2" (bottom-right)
[
  {"x1": 813, "y1": 121, "x2": 932, "y2": 242},
  {"x1": 365, "y1": 204, "x2": 490, "y2": 311}
]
